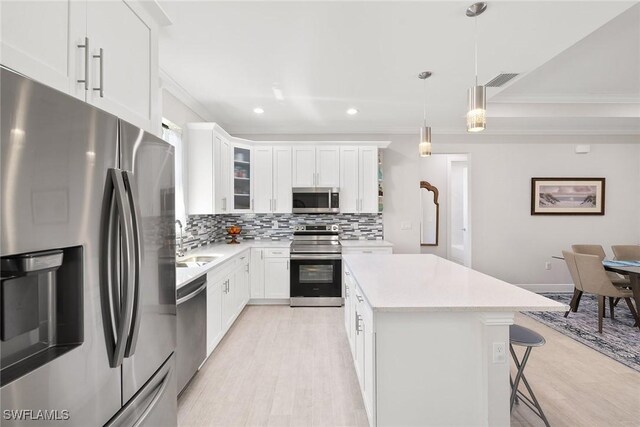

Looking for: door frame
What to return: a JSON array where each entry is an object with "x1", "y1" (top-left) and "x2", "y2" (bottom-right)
[{"x1": 446, "y1": 154, "x2": 472, "y2": 267}]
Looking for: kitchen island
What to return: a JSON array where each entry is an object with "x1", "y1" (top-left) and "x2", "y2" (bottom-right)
[{"x1": 342, "y1": 254, "x2": 567, "y2": 427}]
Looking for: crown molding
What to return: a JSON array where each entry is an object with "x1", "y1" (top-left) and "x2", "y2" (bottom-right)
[{"x1": 160, "y1": 68, "x2": 216, "y2": 123}]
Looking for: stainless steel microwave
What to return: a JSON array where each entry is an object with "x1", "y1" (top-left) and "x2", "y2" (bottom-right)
[{"x1": 292, "y1": 187, "x2": 340, "y2": 214}]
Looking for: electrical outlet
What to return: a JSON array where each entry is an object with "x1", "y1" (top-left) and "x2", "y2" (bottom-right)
[
  {"x1": 493, "y1": 342, "x2": 506, "y2": 364},
  {"x1": 353, "y1": 222, "x2": 359, "y2": 230},
  {"x1": 400, "y1": 221, "x2": 412, "y2": 230},
  {"x1": 272, "y1": 220, "x2": 279, "y2": 229},
  {"x1": 545, "y1": 261, "x2": 551, "y2": 271}
]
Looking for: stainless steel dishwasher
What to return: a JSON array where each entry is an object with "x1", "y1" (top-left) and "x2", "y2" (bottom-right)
[{"x1": 176, "y1": 274, "x2": 207, "y2": 395}]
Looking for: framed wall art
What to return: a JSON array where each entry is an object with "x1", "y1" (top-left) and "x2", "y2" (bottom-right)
[{"x1": 531, "y1": 177, "x2": 605, "y2": 215}]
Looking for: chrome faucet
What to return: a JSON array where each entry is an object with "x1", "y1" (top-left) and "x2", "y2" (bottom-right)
[{"x1": 175, "y1": 219, "x2": 185, "y2": 258}]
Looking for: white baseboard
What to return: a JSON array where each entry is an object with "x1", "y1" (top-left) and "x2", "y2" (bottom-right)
[
  {"x1": 514, "y1": 283, "x2": 573, "y2": 293},
  {"x1": 248, "y1": 298, "x2": 290, "y2": 305}
]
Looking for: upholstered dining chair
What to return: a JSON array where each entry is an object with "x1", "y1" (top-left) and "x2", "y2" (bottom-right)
[
  {"x1": 611, "y1": 245, "x2": 640, "y2": 261},
  {"x1": 564, "y1": 251, "x2": 640, "y2": 333},
  {"x1": 572, "y1": 244, "x2": 630, "y2": 287},
  {"x1": 563, "y1": 250, "x2": 584, "y2": 318}
]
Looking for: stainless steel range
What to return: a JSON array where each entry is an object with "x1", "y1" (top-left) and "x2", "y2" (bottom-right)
[{"x1": 290, "y1": 225, "x2": 343, "y2": 307}]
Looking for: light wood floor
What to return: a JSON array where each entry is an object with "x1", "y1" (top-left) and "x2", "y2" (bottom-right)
[{"x1": 178, "y1": 306, "x2": 640, "y2": 427}]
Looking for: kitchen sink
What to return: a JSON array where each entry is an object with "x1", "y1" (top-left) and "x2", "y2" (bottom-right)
[{"x1": 176, "y1": 255, "x2": 221, "y2": 268}]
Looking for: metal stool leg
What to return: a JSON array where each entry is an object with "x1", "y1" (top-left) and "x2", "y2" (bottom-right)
[{"x1": 510, "y1": 344, "x2": 551, "y2": 427}]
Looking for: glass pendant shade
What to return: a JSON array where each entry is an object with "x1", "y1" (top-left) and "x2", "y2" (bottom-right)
[
  {"x1": 419, "y1": 126, "x2": 432, "y2": 157},
  {"x1": 467, "y1": 85, "x2": 486, "y2": 132}
]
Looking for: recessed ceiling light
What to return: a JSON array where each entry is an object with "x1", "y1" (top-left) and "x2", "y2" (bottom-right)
[
  {"x1": 253, "y1": 107, "x2": 264, "y2": 114},
  {"x1": 346, "y1": 108, "x2": 359, "y2": 115}
]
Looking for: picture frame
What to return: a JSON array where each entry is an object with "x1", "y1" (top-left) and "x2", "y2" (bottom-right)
[{"x1": 531, "y1": 177, "x2": 605, "y2": 215}]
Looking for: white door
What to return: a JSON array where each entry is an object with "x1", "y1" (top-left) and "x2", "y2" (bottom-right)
[
  {"x1": 206, "y1": 273, "x2": 223, "y2": 356},
  {"x1": 448, "y1": 158, "x2": 471, "y2": 267},
  {"x1": 250, "y1": 249, "x2": 265, "y2": 298},
  {"x1": 272, "y1": 147, "x2": 292, "y2": 213},
  {"x1": 316, "y1": 146, "x2": 340, "y2": 187},
  {"x1": 358, "y1": 147, "x2": 379, "y2": 213},
  {"x1": 86, "y1": 0, "x2": 152, "y2": 131},
  {"x1": 0, "y1": 0, "x2": 86, "y2": 99},
  {"x1": 292, "y1": 147, "x2": 316, "y2": 187},
  {"x1": 252, "y1": 146, "x2": 273, "y2": 213},
  {"x1": 340, "y1": 147, "x2": 359, "y2": 213},
  {"x1": 264, "y1": 258, "x2": 290, "y2": 298}
]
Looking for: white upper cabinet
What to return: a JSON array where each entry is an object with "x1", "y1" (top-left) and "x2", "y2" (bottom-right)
[
  {"x1": 340, "y1": 147, "x2": 359, "y2": 213},
  {"x1": 231, "y1": 143, "x2": 252, "y2": 212},
  {"x1": 359, "y1": 147, "x2": 379, "y2": 214},
  {"x1": 186, "y1": 124, "x2": 231, "y2": 215},
  {"x1": 0, "y1": 0, "x2": 161, "y2": 134},
  {"x1": 251, "y1": 146, "x2": 292, "y2": 213},
  {"x1": 292, "y1": 146, "x2": 340, "y2": 188},
  {"x1": 0, "y1": 0, "x2": 86, "y2": 99},
  {"x1": 272, "y1": 147, "x2": 292, "y2": 213},
  {"x1": 86, "y1": 1, "x2": 155, "y2": 132},
  {"x1": 316, "y1": 146, "x2": 340, "y2": 188},
  {"x1": 252, "y1": 147, "x2": 274, "y2": 213},
  {"x1": 292, "y1": 147, "x2": 316, "y2": 187},
  {"x1": 340, "y1": 146, "x2": 379, "y2": 214}
]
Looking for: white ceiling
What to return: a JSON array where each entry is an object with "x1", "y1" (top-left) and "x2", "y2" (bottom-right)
[{"x1": 159, "y1": 1, "x2": 640, "y2": 135}]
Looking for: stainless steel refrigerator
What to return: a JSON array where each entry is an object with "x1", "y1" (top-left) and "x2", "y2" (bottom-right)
[{"x1": 1, "y1": 67, "x2": 177, "y2": 426}]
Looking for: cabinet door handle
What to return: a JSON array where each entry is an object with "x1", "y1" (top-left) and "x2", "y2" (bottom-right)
[
  {"x1": 77, "y1": 37, "x2": 89, "y2": 90},
  {"x1": 93, "y1": 48, "x2": 104, "y2": 97},
  {"x1": 345, "y1": 271, "x2": 350, "y2": 276},
  {"x1": 363, "y1": 250, "x2": 372, "y2": 254},
  {"x1": 356, "y1": 294, "x2": 363, "y2": 303},
  {"x1": 356, "y1": 314, "x2": 363, "y2": 334},
  {"x1": 251, "y1": 198, "x2": 254, "y2": 211},
  {"x1": 223, "y1": 197, "x2": 227, "y2": 212},
  {"x1": 286, "y1": 260, "x2": 289, "y2": 270},
  {"x1": 274, "y1": 198, "x2": 277, "y2": 212},
  {"x1": 261, "y1": 250, "x2": 264, "y2": 260}
]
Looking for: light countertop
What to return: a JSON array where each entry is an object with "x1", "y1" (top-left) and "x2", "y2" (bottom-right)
[
  {"x1": 176, "y1": 241, "x2": 290, "y2": 289},
  {"x1": 343, "y1": 254, "x2": 568, "y2": 313},
  {"x1": 340, "y1": 240, "x2": 393, "y2": 247}
]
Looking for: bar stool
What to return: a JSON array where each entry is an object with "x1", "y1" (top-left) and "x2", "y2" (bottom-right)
[{"x1": 510, "y1": 324, "x2": 551, "y2": 427}]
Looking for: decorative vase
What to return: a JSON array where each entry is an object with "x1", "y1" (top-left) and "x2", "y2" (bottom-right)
[{"x1": 226, "y1": 225, "x2": 242, "y2": 244}]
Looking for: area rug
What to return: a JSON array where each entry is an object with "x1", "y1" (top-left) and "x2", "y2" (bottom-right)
[{"x1": 523, "y1": 293, "x2": 640, "y2": 372}]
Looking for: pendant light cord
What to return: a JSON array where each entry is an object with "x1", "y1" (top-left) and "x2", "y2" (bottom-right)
[
  {"x1": 474, "y1": 15, "x2": 478, "y2": 86},
  {"x1": 423, "y1": 77, "x2": 427, "y2": 127}
]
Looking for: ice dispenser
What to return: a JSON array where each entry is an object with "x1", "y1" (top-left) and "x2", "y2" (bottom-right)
[{"x1": 1, "y1": 247, "x2": 83, "y2": 386}]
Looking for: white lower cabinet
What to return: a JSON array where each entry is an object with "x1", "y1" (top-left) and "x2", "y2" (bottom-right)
[
  {"x1": 205, "y1": 251, "x2": 251, "y2": 358},
  {"x1": 250, "y1": 247, "x2": 290, "y2": 300},
  {"x1": 206, "y1": 271, "x2": 223, "y2": 357},
  {"x1": 345, "y1": 266, "x2": 376, "y2": 426},
  {"x1": 264, "y1": 258, "x2": 290, "y2": 299}
]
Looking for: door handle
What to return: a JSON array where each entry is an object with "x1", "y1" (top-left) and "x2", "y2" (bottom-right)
[
  {"x1": 93, "y1": 48, "x2": 104, "y2": 97},
  {"x1": 122, "y1": 171, "x2": 142, "y2": 358},
  {"x1": 77, "y1": 37, "x2": 89, "y2": 90},
  {"x1": 104, "y1": 169, "x2": 135, "y2": 368}
]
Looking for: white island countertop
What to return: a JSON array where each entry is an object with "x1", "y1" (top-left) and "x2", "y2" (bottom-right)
[
  {"x1": 340, "y1": 240, "x2": 393, "y2": 247},
  {"x1": 176, "y1": 241, "x2": 290, "y2": 289},
  {"x1": 343, "y1": 254, "x2": 567, "y2": 313}
]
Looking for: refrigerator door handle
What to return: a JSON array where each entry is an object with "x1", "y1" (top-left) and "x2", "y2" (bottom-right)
[
  {"x1": 123, "y1": 171, "x2": 143, "y2": 358},
  {"x1": 110, "y1": 168, "x2": 136, "y2": 368}
]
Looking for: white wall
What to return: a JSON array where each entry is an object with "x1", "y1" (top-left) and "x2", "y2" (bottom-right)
[
  {"x1": 161, "y1": 89, "x2": 205, "y2": 129},
  {"x1": 236, "y1": 133, "x2": 640, "y2": 285}
]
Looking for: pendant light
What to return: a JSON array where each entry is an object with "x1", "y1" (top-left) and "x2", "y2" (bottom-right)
[
  {"x1": 466, "y1": 2, "x2": 487, "y2": 132},
  {"x1": 418, "y1": 71, "x2": 432, "y2": 157}
]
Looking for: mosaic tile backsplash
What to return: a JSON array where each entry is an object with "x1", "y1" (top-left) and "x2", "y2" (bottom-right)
[{"x1": 182, "y1": 213, "x2": 383, "y2": 252}]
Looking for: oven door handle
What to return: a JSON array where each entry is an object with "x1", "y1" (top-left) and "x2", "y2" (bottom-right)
[{"x1": 290, "y1": 254, "x2": 342, "y2": 260}]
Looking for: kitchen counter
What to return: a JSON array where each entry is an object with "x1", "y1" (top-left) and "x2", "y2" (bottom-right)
[
  {"x1": 176, "y1": 241, "x2": 290, "y2": 289},
  {"x1": 339, "y1": 239, "x2": 393, "y2": 248},
  {"x1": 343, "y1": 254, "x2": 566, "y2": 313}
]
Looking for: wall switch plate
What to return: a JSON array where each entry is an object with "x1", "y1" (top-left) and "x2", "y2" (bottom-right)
[
  {"x1": 545, "y1": 261, "x2": 551, "y2": 270},
  {"x1": 272, "y1": 220, "x2": 279, "y2": 229},
  {"x1": 400, "y1": 221, "x2": 412, "y2": 230},
  {"x1": 493, "y1": 342, "x2": 506, "y2": 364}
]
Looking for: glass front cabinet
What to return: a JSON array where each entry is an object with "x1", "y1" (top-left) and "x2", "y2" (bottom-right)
[{"x1": 232, "y1": 144, "x2": 252, "y2": 212}]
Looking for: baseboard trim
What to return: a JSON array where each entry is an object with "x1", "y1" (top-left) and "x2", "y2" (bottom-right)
[
  {"x1": 514, "y1": 283, "x2": 573, "y2": 293},
  {"x1": 248, "y1": 298, "x2": 290, "y2": 305}
]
